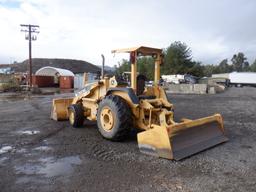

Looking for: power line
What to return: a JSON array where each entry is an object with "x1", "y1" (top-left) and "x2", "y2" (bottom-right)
[{"x1": 20, "y1": 24, "x2": 40, "y2": 88}]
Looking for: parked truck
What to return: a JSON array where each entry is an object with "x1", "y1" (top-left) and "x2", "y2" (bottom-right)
[
  {"x1": 229, "y1": 72, "x2": 256, "y2": 87},
  {"x1": 212, "y1": 72, "x2": 256, "y2": 87}
]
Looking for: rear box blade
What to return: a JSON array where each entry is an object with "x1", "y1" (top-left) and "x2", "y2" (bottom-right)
[
  {"x1": 137, "y1": 115, "x2": 228, "y2": 160},
  {"x1": 171, "y1": 121, "x2": 228, "y2": 160}
]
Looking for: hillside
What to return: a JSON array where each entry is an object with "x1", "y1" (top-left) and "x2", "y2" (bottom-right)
[
  {"x1": 0, "y1": 58, "x2": 100, "y2": 74},
  {"x1": 96, "y1": 65, "x2": 116, "y2": 72}
]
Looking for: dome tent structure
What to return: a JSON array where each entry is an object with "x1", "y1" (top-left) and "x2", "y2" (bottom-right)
[
  {"x1": 33, "y1": 66, "x2": 74, "y2": 89},
  {"x1": 35, "y1": 66, "x2": 74, "y2": 77}
]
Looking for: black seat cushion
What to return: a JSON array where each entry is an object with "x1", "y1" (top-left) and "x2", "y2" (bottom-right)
[{"x1": 138, "y1": 95, "x2": 156, "y2": 100}]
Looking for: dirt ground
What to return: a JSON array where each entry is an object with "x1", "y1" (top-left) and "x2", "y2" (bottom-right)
[{"x1": 0, "y1": 87, "x2": 256, "y2": 192}]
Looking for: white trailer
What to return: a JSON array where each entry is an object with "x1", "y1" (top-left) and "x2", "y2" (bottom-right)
[
  {"x1": 229, "y1": 72, "x2": 256, "y2": 87},
  {"x1": 162, "y1": 74, "x2": 185, "y2": 84}
]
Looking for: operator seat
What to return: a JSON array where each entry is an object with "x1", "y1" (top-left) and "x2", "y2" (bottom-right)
[
  {"x1": 137, "y1": 74, "x2": 156, "y2": 100},
  {"x1": 116, "y1": 75, "x2": 129, "y2": 86}
]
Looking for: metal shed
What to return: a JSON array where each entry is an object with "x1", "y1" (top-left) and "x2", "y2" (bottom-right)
[
  {"x1": 33, "y1": 66, "x2": 74, "y2": 89},
  {"x1": 35, "y1": 67, "x2": 75, "y2": 77}
]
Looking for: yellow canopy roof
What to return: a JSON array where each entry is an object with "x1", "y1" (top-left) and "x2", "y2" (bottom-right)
[{"x1": 111, "y1": 46, "x2": 162, "y2": 55}]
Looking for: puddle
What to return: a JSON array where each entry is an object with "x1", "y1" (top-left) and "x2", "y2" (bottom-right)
[
  {"x1": 16, "y1": 176, "x2": 33, "y2": 184},
  {"x1": 0, "y1": 146, "x2": 13, "y2": 154},
  {"x1": 0, "y1": 157, "x2": 8, "y2": 164},
  {"x1": 18, "y1": 130, "x2": 40, "y2": 135},
  {"x1": 15, "y1": 164, "x2": 42, "y2": 175},
  {"x1": 15, "y1": 156, "x2": 82, "y2": 178},
  {"x1": 34, "y1": 146, "x2": 52, "y2": 151},
  {"x1": 16, "y1": 148, "x2": 27, "y2": 153},
  {"x1": 39, "y1": 156, "x2": 82, "y2": 177},
  {"x1": 16, "y1": 176, "x2": 48, "y2": 185},
  {"x1": 0, "y1": 95, "x2": 30, "y2": 102}
]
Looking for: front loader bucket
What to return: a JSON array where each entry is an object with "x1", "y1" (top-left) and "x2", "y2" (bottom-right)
[
  {"x1": 51, "y1": 98, "x2": 73, "y2": 121},
  {"x1": 137, "y1": 114, "x2": 228, "y2": 160}
]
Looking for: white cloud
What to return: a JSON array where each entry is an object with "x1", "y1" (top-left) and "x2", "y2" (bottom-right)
[{"x1": 0, "y1": 0, "x2": 256, "y2": 66}]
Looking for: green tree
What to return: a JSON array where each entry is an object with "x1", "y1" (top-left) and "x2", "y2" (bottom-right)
[
  {"x1": 250, "y1": 59, "x2": 256, "y2": 72},
  {"x1": 231, "y1": 52, "x2": 248, "y2": 72},
  {"x1": 202, "y1": 65, "x2": 214, "y2": 77},
  {"x1": 218, "y1": 59, "x2": 233, "y2": 73},
  {"x1": 202, "y1": 64, "x2": 224, "y2": 77},
  {"x1": 115, "y1": 57, "x2": 155, "y2": 80},
  {"x1": 243, "y1": 61, "x2": 250, "y2": 71},
  {"x1": 162, "y1": 41, "x2": 194, "y2": 75},
  {"x1": 188, "y1": 61, "x2": 204, "y2": 77},
  {"x1": 115, "y1": 59, "x2": 130, "y2": 75},
  {"x1": 137, "y1": 56, "x2": 154, "y2": 80}
]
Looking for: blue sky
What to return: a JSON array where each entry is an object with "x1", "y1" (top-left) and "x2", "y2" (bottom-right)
[
  {"x1": 0, "y1": 0, "x2": 255, "y2": 66},
  {"x1": 0, "y1": 1, "x2": 20, "y2": 8}
]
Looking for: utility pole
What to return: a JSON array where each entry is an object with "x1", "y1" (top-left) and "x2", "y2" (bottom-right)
[{"x1": 20, "y1": 24, "x2": 40, "y2": 88}]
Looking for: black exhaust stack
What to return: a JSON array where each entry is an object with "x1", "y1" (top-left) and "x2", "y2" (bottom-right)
[{"x1": 101, "y1": 54, "x2": 105, "y2": 78}]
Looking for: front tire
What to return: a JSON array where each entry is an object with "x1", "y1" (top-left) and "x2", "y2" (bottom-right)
[
  {"x1": 68, "y1": 104, "x2": 84, "y2": 128},
  {"x1": 97, "y1": 95, "x2": 132, "y2": 141}
]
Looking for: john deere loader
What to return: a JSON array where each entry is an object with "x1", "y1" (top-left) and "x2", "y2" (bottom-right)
[{"x1": 51, "y1": 46, "x2": 228, "y2": 160}]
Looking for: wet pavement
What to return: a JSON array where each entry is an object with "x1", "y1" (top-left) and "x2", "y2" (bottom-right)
[
  {"x1": 0, "y1": 87, "x2": 256, "y2": 192},
  {"x1": 15, "y1": 155, "x2": 82, "y2": 178}
]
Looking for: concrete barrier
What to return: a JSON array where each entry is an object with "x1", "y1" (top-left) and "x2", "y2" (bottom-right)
[
  {"x1": 194, "y1": 84, "x2": 208, "y2": 94},
  {"x1": 166, "y1": 84, "x2": 208, "y2": 94},
  {"x1": 208, "y1": 87, "x2": 216, "y2": 94}
]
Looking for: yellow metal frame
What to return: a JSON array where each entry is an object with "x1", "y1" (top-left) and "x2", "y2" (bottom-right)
[{"x1": 112, "y1": 46, "x2": 163, "y2": 91}]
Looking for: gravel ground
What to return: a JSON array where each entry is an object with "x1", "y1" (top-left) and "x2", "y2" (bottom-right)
[{"x1": 0, "y1": 87, "x2": 255, "y2": 192}]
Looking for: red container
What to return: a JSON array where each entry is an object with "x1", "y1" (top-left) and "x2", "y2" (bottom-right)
[
  {"x1": 59, "y1": 76, "x2": 74, "y2": 89},
  {"x1": 32, "y1": 75, "x2": 54, "y2": 87}
]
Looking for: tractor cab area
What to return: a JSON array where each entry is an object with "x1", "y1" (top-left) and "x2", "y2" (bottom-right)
[{"x1": 112, "y1": 46, "x2": 164, "y2": 100}]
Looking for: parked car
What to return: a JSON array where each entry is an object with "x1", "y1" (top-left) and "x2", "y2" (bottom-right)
[{"x1": 184, "y1": 74, "x2": 198, "y2": 84}]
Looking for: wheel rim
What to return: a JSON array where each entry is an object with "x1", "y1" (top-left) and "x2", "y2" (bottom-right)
[
  {"x1": 69, "y1": 110, "x2": 75, "y2": 125},
  {"x1": 100, "y1": 106, "x2": 114, "y2": 131}
]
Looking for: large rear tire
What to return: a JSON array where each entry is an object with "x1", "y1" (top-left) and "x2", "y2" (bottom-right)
[
  {"x1": 68, "y1": 104, "x2": 84, "y2": 128},
  {"x1": 97, "y1": 95, "x2": 132, "y2": 141}
]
